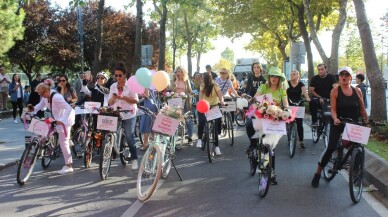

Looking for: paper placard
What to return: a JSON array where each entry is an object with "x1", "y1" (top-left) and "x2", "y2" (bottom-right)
[
  {"x1": 220, "y1": 101, "x2": 237, "y2": 112},
  {"x1": 261, "y1": 119, "x2": 287, "y2": 135},
  {"x1": 74, "y1": 107, "x2": 90, "y2": 115},
  {"x1": 152, "y1": 114, "x2": 180, "y2": 136},
  {"x1": 97, "y1": 115, "x2": 118, "y2": 132},
  {"x1": 256, "y1": 93, "x2": 273, "y2": 104},
  {"x1": 342, "y1": 123, "x2": 371, "y2": 145},
  {"x1": 167, "y1": 98, "x2": 183, "y2": 108},
  {"x1": 28, "y1": 118, "x2": 49, "y2": 137},
  {"x1": 205, "y1": 106, "x2": 223, "y2": 121},
  {"x1": 289, "y1": 106, "x2": 305, "y2": 118},
  {"x1": 84, "y1": 101, "x2": 101, "y2": 110}
]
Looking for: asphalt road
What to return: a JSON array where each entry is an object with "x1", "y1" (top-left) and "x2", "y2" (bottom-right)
[{"x1": 0, "y1": 125, "x2": 387, "y2": 217}]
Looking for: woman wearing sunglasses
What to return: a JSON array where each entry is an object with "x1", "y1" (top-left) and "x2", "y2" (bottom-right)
[
  {"x1": 311, "y1": 67, "x2": 368, "y2": 188},
  {"x1": 57, "y1": 75, "x2": 78, "y2": 105},
  {"x1": 108, "y1": 63, "x2": 139, "y2": 170}
]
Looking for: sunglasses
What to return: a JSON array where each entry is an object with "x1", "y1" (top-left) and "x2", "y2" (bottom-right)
[
  {"x1": 220, "y1": 72, "x2": 228, "y2": 74},
  {"x1": 269, "y1": 75, "x2": 280, "y2": 78},
  {"x1": 97, "y1": 77, "x2": 105, "y2": 80},
  {"x1": 339, "y1": 72, "x2": 351, "y2": 77},
  {"x1": 115, "y1": 74, "x2": 123, "y2": 78},
  {"x1": 59, "y1": 79, "x2": 66, "y2": 82}
]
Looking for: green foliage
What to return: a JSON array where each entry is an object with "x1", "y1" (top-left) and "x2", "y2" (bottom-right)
[
  {"x1": 221, "y1": 47, "x2": 234, "y2": 63},
  {"x1": 0, "y1": 0, "x2": 25, "y2": 59},
  {"x1": 367, "y1": 138, "x2": 388, "y2": 161},
  {"x1": 338, "y1": 28, "x2": 365, "y2": 71},
  {"x1": 213, "y1": 58, "x2": 233, "y2": 73}
]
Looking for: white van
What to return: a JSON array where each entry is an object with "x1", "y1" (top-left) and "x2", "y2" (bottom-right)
[{"x1": 233, "y1": 58, "x2": 260, "y2": 81}]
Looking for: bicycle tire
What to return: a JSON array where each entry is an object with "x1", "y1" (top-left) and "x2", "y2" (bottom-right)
[
  {"x1": 139, "y1": 132, "x2": 144, "y2": 146},
  {"x1": 235, "y1": 111, "x2": 247, "y2": 126},
  {"x1": 83, "y1": 138, "x2": 93, "y2": 168},
  {"x1": 221, "y1": 116, "x2": 227, "y2": 137},
  {"x1": 227, "y1": 112, "x2": 234, "y2": 146},
  {"x1": 349, "y1": 147, "x2": 364, "y2": 204},
  {"x1": 312, "y1": 118, "x2": 322, "y2": 143},
  {"x1": 207, "y1": 121, "x2": 216, "y2": 163},
  {"x1": 289, "y1": 122, "x2": 297, "y2": 158},
  {"x1": 201, "y1": 128, "x2": 207, "y2": 151},
  {"x1": 323, "y1": 147, "x2": 339, "y2": 181},
  {"x1": 162, "y1": 145, "x2": 172, "y2": 179},
  {"x1": 323, "y1": 124, "x2": 329, "y2": 148},
  {"x1": 41, "y1": 132, "x2": 58, "y2": 169},
  {"x1": 258, "y1": 145, "x2": 272, "y2": 198},
  {"x1": 119, "y1": 133, "x2": 129, "y2": 166},
  {"x1": 17, "y1": 139, "x2": 40, "y2": 185},
  {"x1": 99, "y1": 133, "x2": 114, "y2": 180},
  {"x1": 179, "y1": 124, "x2": 185, "y2": 148},
  {"x1": 137, "y1": 145, "x2": 162, "y2": 202},
  {"x1": 249, "y1": 148, "x2": 258, "y2": 176},
  {"x1": 72, "y1": 127, "x2": 87, "y2": 158}
]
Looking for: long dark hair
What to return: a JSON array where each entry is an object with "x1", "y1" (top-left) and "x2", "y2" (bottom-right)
[
  {"x1": 203, "y1": 73, "x2": 214, "y2": 97},
  {"x1": 57, "y1": 74, "x2": 71, "y2": 92},
  {"x1": 115, "y1": 63, "x2": 127, "y2": 78},
  {"x1": 12, "y1": 73, "x2": 20, "y2": 83}
]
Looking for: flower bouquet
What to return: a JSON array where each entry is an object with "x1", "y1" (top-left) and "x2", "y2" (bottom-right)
[
  {"x1": 164, "y1": 91, "x2": 188, "y2": 101},
  {"x1": 164, "y1": 91, "x2": 187, "y2": 108},
  {"x1": 247, "y1": 101, "x2": 296, "y2": 122},
  {"x1": 159, "y1": 105, "x2": 185, "y2": 123}
]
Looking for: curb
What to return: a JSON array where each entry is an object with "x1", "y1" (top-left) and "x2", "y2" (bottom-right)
[
  {"x1": 0, "y1": 110, "x2": 12, "y2": 119},
  {"x1": 0, "y1": 160, "x2": 18, "y2": 171},
  {"x1": 364, "y1": 149, "x2": 388, "y2": 198}
]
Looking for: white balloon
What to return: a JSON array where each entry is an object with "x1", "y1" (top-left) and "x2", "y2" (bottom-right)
[{"x1": 236, "y1": 98, "x2": 248, "y2": 110}]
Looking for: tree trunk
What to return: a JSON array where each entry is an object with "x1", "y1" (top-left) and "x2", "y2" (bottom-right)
[
  {"x1": 132, "y1": 0, "x2": 143, "y2": 75},
  {"x1": 184, "y1": 13, "x2": 193, "y2": 76},
  {"x1": 196, "y1": 52, "x2": 201, "y2": 74},
  {"x1": 353, "y1": 0, "x2": 387, "y2": 120},
  {"x1": 172, "y1": 17, "x2": 177, "y2": 71},
  {"x1": 158, "y1": 3, "x2": 167, "y2": 70},
  {"x1": 92, "y1": 0, "x2": 104, "y2": 77}
]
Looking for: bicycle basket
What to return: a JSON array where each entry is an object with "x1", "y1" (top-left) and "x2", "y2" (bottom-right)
[{"x1": 27, "y1": 118, "x2": 50, "y2": 137}]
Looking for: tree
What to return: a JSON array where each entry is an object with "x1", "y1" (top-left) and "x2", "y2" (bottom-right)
[
  {"x1": 212, "y1": 58, "x2": 233, "y2": 73},
  {"x1": 221, "y1": 47, "x2": 234, "y2": 63},
  {"x1": 152, "y1": 0, "x2": 169, "y2": 70},
  {"x1": 91, "y1": 0, "x2": 105, "y2": 76},
  {"x1": 0, "y1": 0, "x2": 25, "y2": 60},
  {"x1": 132, "y1": 0, "x2": 143, "y2": 74},
  {"x1": 353, "y1": 0, "x2": 387, "y2": 121}
]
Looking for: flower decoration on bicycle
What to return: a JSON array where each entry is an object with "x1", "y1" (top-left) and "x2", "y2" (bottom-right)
[
  {"x1": 246, "y1": 99, "x2": 296, "y2": 122},
  {"x1": 163, "y1": 91, "x2": 188, "y2": 100},
  {"x1": 158, "y1": 105, "x2": 185, "y2": 122},
  {"x1": 163, "y1": 91, "x2": 187, "y2": 108}
]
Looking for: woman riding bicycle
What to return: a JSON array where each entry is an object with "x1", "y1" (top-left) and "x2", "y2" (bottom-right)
[
  {"x1": 196, "y1": 73, "x2": 225, "y2": 155},
  {"x1": 28, "y1": 79, "x2": 76, "y2": 174},
  {"x1": 246, "y1": 67, "x2": 288, "y2": 184},
  {"x1": 286, "y1": 70, "x2": 310, "y2": 150},
  {"x1": 108, "y1": 63, "x2": 139, "y2": 170},
  {"x1": 311, "y1": 67, "x2": 368, "y2": 188}
]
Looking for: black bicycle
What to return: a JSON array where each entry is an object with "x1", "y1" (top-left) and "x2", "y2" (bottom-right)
[
  {"x1": 322, "y1": 117, "x2": 368, "y2": 203},
  {"x1": 286, "y1": 99, "x2": 305, "y2": 158},
  {"x1": 311, "y1": 97, "x2": 330, "y2": 147}
]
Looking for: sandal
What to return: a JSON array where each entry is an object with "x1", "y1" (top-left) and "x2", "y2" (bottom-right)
[{"x1": 139, "y1": 145, "x2": 149, "y2": 151}]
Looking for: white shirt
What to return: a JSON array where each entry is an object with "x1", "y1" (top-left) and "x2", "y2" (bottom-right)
[
  {"x1": 109, "y1": 82, "x2": 138, "y2": 120},
  {"x1": 0, "y1": 73, "x2": 11, "y2": 88}
]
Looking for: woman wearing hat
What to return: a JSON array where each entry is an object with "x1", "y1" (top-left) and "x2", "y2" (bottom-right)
[
  {"x1": 311, "y1": 67, "x2": 368, "y2": 188},
  {"x1": 81, "y1": 71, "x2": 110, "y2": 107},
  {"x1": 246, "y1": 67, "x2": 288, "y2": 185}
]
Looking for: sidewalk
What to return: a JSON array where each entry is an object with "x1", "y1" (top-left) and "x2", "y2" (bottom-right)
[{"x1": 0, "y1": 115, "x2": 387, "y2": 199}]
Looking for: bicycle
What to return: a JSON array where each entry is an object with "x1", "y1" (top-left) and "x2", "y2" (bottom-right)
[
  {"x1": 322, "y1": 117, "x2": 369, "y2": 203},
  {"x1": 311, "y1": 97, "x2": 330, "y2": 148},
  {"x1": 220, "y1": 100, "x2": 235, "y2": 146},
  {"x1": 235, "y1": 95, "x2": 252, "y2": 127},
  {"x1": 286, "y1": 99, "x2": 305, "y2": 158},
  {"x1": 175, "y1": 111, "x2": 192, "y2": 150},
  {"x1": 136, "y1": 106, "x2": 183, "y2": 202},
  {"x1": 17, "y1": 114, "x2": 64, "y2": 185}
]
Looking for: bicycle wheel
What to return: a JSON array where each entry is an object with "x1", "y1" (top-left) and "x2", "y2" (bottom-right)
[
  {"x1": 207, "y1": 121, "x2": 216, "y2": 163},
  {"x1": 235, "y1": 111, "x2": 247, "y2": 126},
  {"x1": 258, "y1": 145, "x2": 272, "y2": 198},
  {"x1": 221, "y1": 115, "x2": 227, "y2": 137},
  {"x1": 323, "y1": 124, "x2": 329, "y2": 148},
  {"x1": 99, "y1": 133, "x2": 114, "y2": 180},
  {"x1": 323, "y1": 148, "x2": 339, "y2": 181},
  {"x1": 139, "y1": 132, "x2": 144, "y2": 146},
  {"x1": 119, "y1": 132, "x2": 130, "y2": 166},
  {"x1": 289, "y1": 122, "x2": 297, "y2": 158},
  {"x1": 162, "y1": 144, "x2": 172, "y2": 179},
  {"x1": 17, "y1": 139, "x2": 40, "y2": 185},
  {"x1": 349, "y1": 146, "x2": 364, "y2": 203},
  {"x1": 137, "y1": 145, "x2": 162, "y2": 202},
  {"x1": 41, "y1": 133, "x2": 58, "y2": 169},
  {"x1": 227, "y1": 113, "x2": 234, "y2": 146},
  {"x1": 249, "y1": 147, "x2": 258, "y2": 176},
  {"x1": 312, "y1": 118, "x2": 321, "y2": 143},
  {"x1": 72, "y1": 126, "x2": 87, "y2": 158},
  {"x1": 201, "y1": 127, "x2": 207, "y2": 151},
  {"x1": 83, "y1": 138, "x2": 93, "y2": 168}
]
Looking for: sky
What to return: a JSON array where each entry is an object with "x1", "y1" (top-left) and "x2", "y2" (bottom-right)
[{"x1": 52, "y1": 0, "x2": 388, "y2": 72}]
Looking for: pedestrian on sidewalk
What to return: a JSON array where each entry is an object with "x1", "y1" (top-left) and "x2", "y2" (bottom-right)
[
  {"x1": 0, "y1": 65, "x2": 11, "y2": 111},
  {"x1": 9, "y1": 74, "x2": 24, "y2": 124},
  {"x1": 28, "y1": 79, "x2": 76, "y2": 174}
]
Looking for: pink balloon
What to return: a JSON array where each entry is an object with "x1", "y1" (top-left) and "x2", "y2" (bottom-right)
[{"x1": 126, "y1": 76, "x2": 145, "y2": 94}]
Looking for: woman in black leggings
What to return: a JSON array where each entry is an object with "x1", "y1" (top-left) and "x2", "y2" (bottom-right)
[{"x1": 8, "y1": 74, "x2": 24, "y2": 124}]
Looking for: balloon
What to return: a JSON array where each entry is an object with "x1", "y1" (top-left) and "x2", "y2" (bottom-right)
[
  {"x1": 196, "y1": 100, "x2": 210, "y2": 113},
  {"x1": 149, "y1": 70, "x2": 156, "y2": 90},
  {"x1": 152, "y1": 70, "x2": 170, "y2": 91},
  {"x1": 135, "y1": 67, "x2": 152, "y2": 88},
  {"x1": 236, "y1": 98, "x2": 249, "y2": 110},
  {"x1": 126, "y1": 76, "x2": 145, "y2": 94}
]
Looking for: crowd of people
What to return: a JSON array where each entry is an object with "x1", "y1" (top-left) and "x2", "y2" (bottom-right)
[{"x1": 0, "y1": 62, "x2": 369, "y2": 186}]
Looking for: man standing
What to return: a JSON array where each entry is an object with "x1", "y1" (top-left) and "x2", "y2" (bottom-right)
[
  {"x1": 309, "y1": 63, "x2": 337, "y2": 125},
  {"x1": 0, "y1": 65, "x2": 11, "y2": 111},
  {"x1": 205, "y1": 65, "x2": 218, "y2": 80}
]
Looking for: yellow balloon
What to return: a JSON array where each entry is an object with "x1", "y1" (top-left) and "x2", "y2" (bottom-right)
[{"x1": 152, "y1": 70, "x2": 170, "y2": 91}]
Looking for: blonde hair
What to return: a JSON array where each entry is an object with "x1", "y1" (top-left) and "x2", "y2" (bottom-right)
[
  {"x1": 290, "y1": 70, "x2": 300, "y2": 81},
  {"x1": 174, "y1": 66, "x2": 189, "y2": 81},
  {"x1": 36, "y1": 79, "x2": 54, "y2": 92},
  {"x1": 220, "y1": 68, "x2": 230, "y2": 80}
]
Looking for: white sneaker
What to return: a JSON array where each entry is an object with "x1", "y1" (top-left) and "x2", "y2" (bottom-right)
[
  {"x1": 131, "y1": 160, "x2": 138, "y2": 170},
  {"x1": 58, "y1": 166, "x2": 74, "y2": 174},
  {"x1": 14, "y1": 119, "x2": 18, "y2": 124},
  {"x1": 215, "y1": 146, "x2": 221, "y2": 156},
  {"x1": 196, "y1": 139, "x2": 202, "y2": 148}
]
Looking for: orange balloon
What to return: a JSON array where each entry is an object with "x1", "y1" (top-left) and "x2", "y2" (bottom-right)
[{"x1": 152, "y1": 70, "x2": 170, "y2": 91}]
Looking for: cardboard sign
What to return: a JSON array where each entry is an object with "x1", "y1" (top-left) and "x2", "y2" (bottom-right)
[
  {"x1": 152, "y1": 114, "x2": 180, "y2": 136},
  {"x1": 220, "y1": 101, "x2": 237, "y2": 112},
  {"x1": 167, "y1": 98, "x2": 183, "y2": 108},
  {"x1": 74, "y1": 106, "x2": 90, "y2": 115},
  {"x1": 256, "y1": 93, "x2": 273, "y2": 104},
  {"x1": 28, "y1": 118, "x2": 50, "y2": 137},
  {"x1": 289, "y1": 106, "x2": 305, "y2": 118},
  {"x1": 205, "y1": 106, "x2": 223, "y2": 121},
  {"x1": 84, "y1": 101, "x2": 101, "y2": 110},
  {"x1": 97, "y1": 115, "x2": 118, "y2": 132},
  {"x1": 342, "y1": 123, "x2": 371, "y2": 145},
  {"x1": 261, "y1": 119, "x2": 287, "y2": 135}
]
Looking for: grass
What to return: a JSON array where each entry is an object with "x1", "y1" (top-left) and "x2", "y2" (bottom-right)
[{"x1": 367, "y1": 138, "x2": 388, "y2": 161}]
